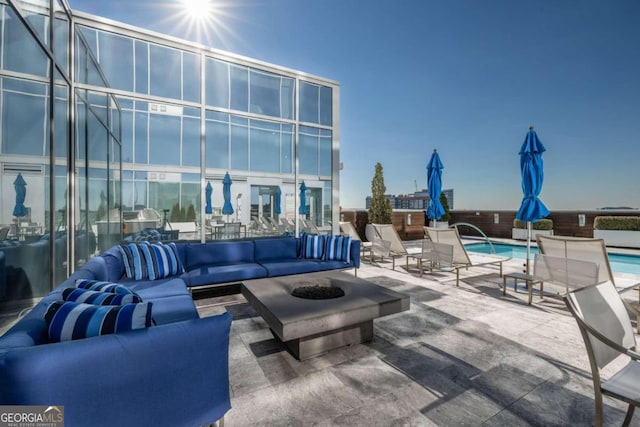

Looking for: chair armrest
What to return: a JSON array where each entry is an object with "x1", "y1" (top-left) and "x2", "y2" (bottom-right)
[{"x1": 0, "y1": 313, "x2": 232, "y2": 427}]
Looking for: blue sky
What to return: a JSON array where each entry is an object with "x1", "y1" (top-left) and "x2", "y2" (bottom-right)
[{"x1": 70, "y1": 0, "x2": 640, "y2": 210}]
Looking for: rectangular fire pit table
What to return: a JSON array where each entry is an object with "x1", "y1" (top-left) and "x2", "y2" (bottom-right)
[{"x1": 241, "y1": 271, "x2": 410, "y2": 360}]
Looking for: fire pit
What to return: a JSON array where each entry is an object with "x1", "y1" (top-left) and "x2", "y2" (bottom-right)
[
  {"x1": 292, "y1": 283, "x2": 345, "y2": 300},
  {"x1": 241, "y1": 271, "x2": 410, "y2": 360}
]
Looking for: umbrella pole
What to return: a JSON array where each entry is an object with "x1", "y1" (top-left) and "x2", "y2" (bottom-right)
[{"x1": 526, "y1": 221, "x2": 532, "y2": 275}]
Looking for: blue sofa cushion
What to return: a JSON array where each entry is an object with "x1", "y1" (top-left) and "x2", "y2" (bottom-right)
[
  {"x1": 123, "y1": 276, "x2": 191, "y2": 299},
  {"x1": 139, "y1": 242, "x2": 184, "y2": 280},
  {"x1": 302, "y1": 234, "x2": 325, "y2": 259},
  {"x1": 62, "y1": 287, "x2": 143, "y2": 305},
  {"x1": 76, "y1": 279, "x2": 136, "y2": 295},
  {"x1": 187, "y1": 263, "x2": 267, "y2": 287},
  {"x1": 118, "y1": 242, "x2": 151, "y2": 280},
  {"x1": 45, "y1": 301, "x2": 153, "y2": 342},
  {"x1": 261, "y1": 259, "x2": 330, "y2": 276},
  {"x1": 185, "y1": 241, "x2": 255, "y2": 269},
  {"x1": 325, "y1": 235, "x2": 352, "y2": 262},
  {"x1": 254, "y1": 237, "x2": 298, "y2": 262}
]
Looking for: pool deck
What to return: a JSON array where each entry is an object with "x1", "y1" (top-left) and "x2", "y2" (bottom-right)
[{"x1": 195, "y1": 242, "x2": 640, "y2": 426}]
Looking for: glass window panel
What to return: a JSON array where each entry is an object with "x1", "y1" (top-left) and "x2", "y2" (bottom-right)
[
  {"x1": 3, "y1": 7, "x2": 48, "y2": 77},
  {"x1": 52, "y1": 95, "x2": 68, "y2": 158},
  {"x1": 230, "y1": 65, "x2": 248, "y2": 112},
  {"x1": 120, "y1": 109, "x2": 134, "y2": 163},
  {"x1": 230, "y1": 122, "x2": 248, "y2": 170},
  {"x1": 87, "y1": 91, "x2": 108, "y2": 123},
  {"x1": 180, "y1": 182, "x2": 200, "y2": 219},
  {"x1": 183, "y1": 52, "x2": 200, "y2": 102},
  {"x1": 134, "y1": 112, "x2": 148, "y2": 163},
  {"x1": 250, "y1": 127, "x2": 279, "y2": 173},
  {"x1": 299, "y1": 127, "x2": 318, "y2": 175},
  {"x1": 205, "y1": 120, "x2": 229, "y2": 169},
  {"x1": 133, "y1": 180, "x2": 147, "y2": 210},
  {"x1": 299, "y1": 82, "x2": 319, "y2": 124},
  {"x1": 149, "y1": 114, "x2": 180, "y2": 165},
  {"x1": 2, "y1": 90, "x2": 46, "y2": 155},
  {"x1": 182, "y1": 117, "x2": 200, "y2": 167},
  {"x1": 149, "y1": 45, "x2": 181, "y2": 99},
  {"x1": 183, "y1": 107, "x2": 200, "y2": 117},
  {"x1": 205, "y1": 58, "x2": 228, "y2": 108},
  {"x1": 249, "y1": 70, "x2": 279, "y2": 117},
  {"x1": 54, "y1": 16, "x2": 69, "y2": 75},
  {"x1": 78, "y1": 26, "x2": 97, "y2": 55},
  {"x1": 319, "y1": 132, "x2": 332, "y2": 176},
  {"x1": 320, "y1": 86, "x2": 333, "y2": 126},
  {"x1": 97, "y1": 31, "x2": 134, "y2": 91},
  {"x1": 281, "y1": 77, "x2": 294, "y2": 120},
  {"x1": 182, "y1": 173, "x2": 200, "y2": 182},
  {"x1": 87, "y1": 112, "x2": 108, "y2": 162},
  {"x1": 121, "y1": 180, "x2": 134, "y2": 211},
  {"x1": 75, "y1": 101, "x2": 87, "y2": 160},
  {"x1": 122, "y1": 170, "x2": 134, "y2": 179},
  {"x1": 206, "y1": 111, "x2": 228, "y2": 121},
  {"x1": 134, "y1": 41, "x2": 148, "y2": 94},
  {"x1": 281, "y1": 131, "x2": 293, "y2": 174},
  {"x1": 149, "y1": 181, "x2": 179, "y2": 214},
  {"x1": 118, "y1": 98, "x2": 134, "y2": 109}
]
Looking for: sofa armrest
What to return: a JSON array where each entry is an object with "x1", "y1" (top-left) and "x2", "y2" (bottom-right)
[{"x1": 0, "y1": 312, "x2": 232, "y2": 427}]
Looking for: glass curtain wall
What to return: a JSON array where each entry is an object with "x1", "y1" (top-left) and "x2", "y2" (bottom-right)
[{"x1": 0, "y1": 0, "x2": 121, "y2": 309}]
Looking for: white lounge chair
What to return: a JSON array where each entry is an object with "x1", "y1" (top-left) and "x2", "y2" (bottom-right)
[
  {"x1": 406, "y1": 239, "x2": 454, "y2": 277},
  {"x1": 537, "y1": 234, "x2": 640, "y2": 294},
  {"x1": 425, "y1": 226, "x2": 510, "y2": 286},
  {"x1": 544, "y1": 254, "x2": 640, "y2": 426},
  {"x1": 371, "y1": 223, "x2": 421, "y2": 270}
]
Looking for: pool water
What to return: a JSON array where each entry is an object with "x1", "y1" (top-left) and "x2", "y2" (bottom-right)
[{"x1": 465, "y1": 242, "x2": 640, "y2": 275}]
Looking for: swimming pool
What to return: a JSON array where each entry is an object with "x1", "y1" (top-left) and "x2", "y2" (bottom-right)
[{"x1": 465, "y1": 242, "x2": 640, "y2": 275}]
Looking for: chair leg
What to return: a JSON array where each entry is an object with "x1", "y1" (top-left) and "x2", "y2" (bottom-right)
[{"x1": 622, "y1": 404, "x2": 635, "y2": 427}]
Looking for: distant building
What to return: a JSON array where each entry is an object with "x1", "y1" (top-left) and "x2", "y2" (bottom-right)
[{"x1": 365, "y1": 189, "x2": 454, "y2": 210}]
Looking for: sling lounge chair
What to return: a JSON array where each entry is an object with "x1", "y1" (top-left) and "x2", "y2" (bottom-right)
[
  {"x1": 371, "y1": 223, "x2": 421, "y2": 270},
  {"x1": 546, "y1": 255, "x2": 640, "y2": 427},
  {"x1": 425, "y1": 226, "x2": 510, "y2": 286}
]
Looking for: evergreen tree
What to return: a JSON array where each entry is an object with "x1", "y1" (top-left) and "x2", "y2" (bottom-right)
[
  {"x1": 186, "y1": 204, "x2": 196, "y2": 222},
  {"x1": 368, "y1": 162, "x2": 392, "y2": 224},
  {"x1": 439, "y1": 193, "x2": 451, "y2": 222},
  {"x1": 170, "y1": 202, "x2": 182, "y2": 222}
]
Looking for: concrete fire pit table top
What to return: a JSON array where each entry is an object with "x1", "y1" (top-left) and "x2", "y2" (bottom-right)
[{"x1": 241, "y1": 271, "x2": 410, "y2": 360}]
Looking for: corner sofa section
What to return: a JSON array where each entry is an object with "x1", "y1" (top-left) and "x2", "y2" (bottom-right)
[{"x1": 0, "y1": 248, "x2": 232, "y2": 427}]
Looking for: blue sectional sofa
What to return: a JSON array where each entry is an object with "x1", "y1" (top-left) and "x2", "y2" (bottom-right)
[{"x1": 0, "y1": 235, "x2": 360, "y2": 426}]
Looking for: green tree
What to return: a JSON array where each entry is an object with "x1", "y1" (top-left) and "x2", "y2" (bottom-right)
[
  {"x1": 186, "y1": 203, "x2": 196, "y2": 222},
  {"x1": 170, "y1": 202, "x2": 182, "y2": 222},
  {"x1": 368, "y1": 162, "x2": 392, "y2": 224},
  {"x1": 439, "y1": 192, "x2": 451, "y2": 222}
]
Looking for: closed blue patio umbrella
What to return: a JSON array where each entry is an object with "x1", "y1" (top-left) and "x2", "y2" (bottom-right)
[
  {"x1": 516, "y1": 126, "x2": 550, "y2": 274},
  {"x1": 275, "y1": 186, "x2": 282, "y2": 216},
  {"x1": 13, "y1": 173, "x2": 28, "y2": 218},
  {"x1": 426, "y1": 149, "x2": 445, "y2": 226},
  {"x1": 222, "y1": 172, "x2": 234, "y2": 220},
  {"x1": 298, "y1": 181, "x2": 308, "y2": 215},
  {"x1": 205, "y1": 182, "x2": 213, "y2": 215}
]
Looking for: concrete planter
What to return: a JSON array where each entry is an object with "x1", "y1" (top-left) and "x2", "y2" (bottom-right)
[
  {"x1": 512, "y1": 228, "x2": 553, "y2": 241},
  {"x1": 593, "y1": 230, "x2": 640, "y2": 248}
]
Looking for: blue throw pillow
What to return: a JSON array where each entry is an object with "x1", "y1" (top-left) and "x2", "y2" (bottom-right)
[
  {"x1": 45, "y1": 301, "x2": 153, "y2": 342},
  {"x1": 139, "y1": 242, "x2": 184, "y2": 280},
  {"x1": 75, "y1": 279, "x2": 136, "y2": 295},
  {"x1": 118, "y1": 242, "x2": 151, "y2": 280},
  {"x1": 325, "y1": 235, "x2": 352, "y2": 263},
  {"x1": 63, "y1": 287, "x2": 142, "y2": 305},
  {"x1": 303, "y1": 234, "x2": 325, "y2": 260}
]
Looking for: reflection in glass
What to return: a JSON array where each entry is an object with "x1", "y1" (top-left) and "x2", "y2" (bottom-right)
[
  {"x1": 149, "y1": 114, "x2": 180, "y2": 165},
  {"x1": 149, "y1": 44, "x2": 181, "y2": 99}
]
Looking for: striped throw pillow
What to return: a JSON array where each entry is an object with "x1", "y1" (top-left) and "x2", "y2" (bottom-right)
[
  {"x1": 75, "y1": 279, "x2": 136, "y2": 295},
  {"x1": 325, "y1": 235, "x2": 352, "y2": 263},
  {"x1": 139, "y1": 242, "x2": 184, "y2": 280},
  {"x1": 118, "y1": 242, "x2": 151, "y2": 280},
  {"x1": 302, "y1": 234, "x2": 325, "y2": 259},
  {"x1": 63, "y1": 287, "x2": 142, "y2": 305},
  {"x1": 45, "y1": 301, "x2": 153, "y2": 342}
]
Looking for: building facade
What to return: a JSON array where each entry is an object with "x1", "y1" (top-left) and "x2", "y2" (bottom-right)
[
  {"x1": 0, "y1": 0, "x2": 340, "y2": 306},
  {"x1": 365, "y1": 189, "x2": 454, "y2": 211}
]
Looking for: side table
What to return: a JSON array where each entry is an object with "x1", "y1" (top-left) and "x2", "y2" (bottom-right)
[{"x1": 502, "y1": 272, "x2": 544, "y2": 305}]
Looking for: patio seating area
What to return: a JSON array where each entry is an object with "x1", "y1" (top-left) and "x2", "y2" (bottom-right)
[{"x1": 195, "y1": 250, "x2": 639, "y2": 426}]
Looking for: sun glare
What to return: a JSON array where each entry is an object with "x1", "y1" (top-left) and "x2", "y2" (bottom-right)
[{"x1": 180, "y1": 0, "x2": 212, "y2": 20}]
